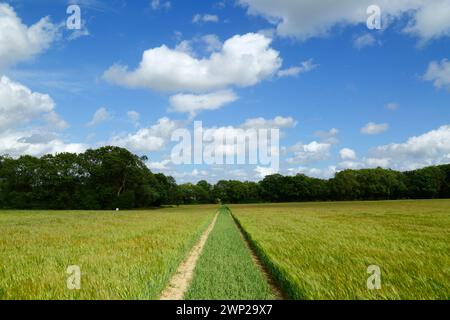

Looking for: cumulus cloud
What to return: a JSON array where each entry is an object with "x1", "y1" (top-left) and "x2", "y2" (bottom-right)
[
  {"x1": 353, "y1": 33, "x2": 377, "y2": 49},
  {"x1": 0, "y1": 76, "x2": 60, "y2": 131},
  {"x1": 403, "y1": 1, "x2": 450, "y2": 42},
  {"x1": 110, "y1": 117, "x2": 180, "y2": 153},
  {"x1": 340, "y1": 148, "x2": 357, "y2": 161},
  {"x1": 87, "y1": 107, "x2": 111, "y2": 127},
  {"x1": 287, "y1": 166, "x2": 337, "y2": 179},
  {"x1": 0, "y1": 3, "x2": 58, "y2": 69},
  {"x1": 103, "y1": 33, "x2": 282, "y2": 93},
  {"x1": 169, "y1": 90, "x2": 238, "y2": 116},
  {"x1": 361, "y1": 122, "x2": 389, "y2": 135},
  {"x1": 287, "y1": 141, "x2": 331, "y2": 164},
  {"x1": 423, "y1": 59, "x2": 450, "y2": 90},
  {"x1": 241, "y1": 116, "x2": 297, "y2": 130},
  {"x1": 0, "y1": 76, "x2": 85, "y2": 157},
  {"x1": 0, "y1": 130, "x2": 86, "y2": 157},
  {"x1": 255, "y1": 165, "x2": 278, "y2": 178},
  {"x1": 192, "y1": 14, "x2": 219, "y2": 24},
  {"x1": 277, "y1": 58, "x2": 318, "y2": 77},
  {"x1": 43, "y1": 111, "x2": 69, "y2": 130},
  {"x1": 366, "y1": 125, "x2": 450, "y2": 170},
  {"x1": 314, "y1": 128, "x2": 339, "y2": 144},
  {"x1": 239, "y1": 0, "x2": 450, "y2": 42},
  {"x1": 147, "y1": 159, "x2": 172, "y2": 171}
]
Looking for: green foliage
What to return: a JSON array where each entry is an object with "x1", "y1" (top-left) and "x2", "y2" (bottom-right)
[
  {"x1": 1, "y1": 146, "x2": 450, "y2": 209},
  {"x1": 0, "y1": 147, "x2": 175, "y2": 209}
]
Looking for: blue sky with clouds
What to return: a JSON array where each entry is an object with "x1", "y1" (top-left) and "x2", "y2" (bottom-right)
[{"x1": 1, "y1": 0, "x2": 450, "y2": 183}]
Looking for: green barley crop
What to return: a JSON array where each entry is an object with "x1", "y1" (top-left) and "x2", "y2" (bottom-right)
[
  {"x1": 231, "y1": 200, "x2": 450, "y2": 300},
  {"x1": 0, "y1": 206, "x2": 215, "y2": 300}
]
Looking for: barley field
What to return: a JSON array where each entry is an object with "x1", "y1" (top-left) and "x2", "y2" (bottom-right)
[
  {"x1": 1, "y1": 201, "x2": 449, "y2": 300},
  {"x1": 0, "y1": 206, "x2": 215, "y2": 300},
  {"x1": 231, "y1": 200, "x2": 450, "y2": 300}
]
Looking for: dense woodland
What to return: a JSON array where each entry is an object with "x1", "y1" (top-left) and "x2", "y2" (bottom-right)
[{"x1": 0, "y1": 146, "x2": 449, "y2": 209}]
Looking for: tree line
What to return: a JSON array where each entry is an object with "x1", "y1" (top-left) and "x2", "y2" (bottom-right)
[{"x1": 0, "y1": 146, "x2": 449, "y2": 209}]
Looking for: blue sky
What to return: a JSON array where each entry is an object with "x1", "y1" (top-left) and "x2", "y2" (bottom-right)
[{"x1": 1, "y1": 0, "x2": 450, "y2": 183}]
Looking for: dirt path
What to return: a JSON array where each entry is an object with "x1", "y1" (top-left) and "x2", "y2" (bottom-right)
[{"x1": 160, "y1": 212, "x2": 219, "y2": 300}]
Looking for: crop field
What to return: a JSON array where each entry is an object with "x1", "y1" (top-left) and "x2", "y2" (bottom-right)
[
  {"x1": 0, "y1": 206, "x2": 215, "y2": 300},
  {"x1": 1, "y1": 200, "x2": 449, "y2": 300},
  {"x1": 231, "y1": 200, "x2": 450, "y2": 300}
]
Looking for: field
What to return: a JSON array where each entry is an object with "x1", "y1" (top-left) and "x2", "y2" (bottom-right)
[
  {"x1": 1, "y1": 200, "x2": 450, "y2": 300},
  {"x1": 231, "y1": 200, "x2": 450, "y2": 300},
  {"x1": 0, "y1": 206, "x2": 215, "y2": 300}
]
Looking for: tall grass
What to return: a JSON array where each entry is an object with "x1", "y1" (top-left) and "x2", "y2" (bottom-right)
[
  {"x1": 0, "y1": 206, "x2": 215, "y2": 300},
  {"x1": 185, "y1": 207, "x2": 273, "y2": 300},
  {"x1": 231, "y1": 200, "x2": 450, "y2": 300}
]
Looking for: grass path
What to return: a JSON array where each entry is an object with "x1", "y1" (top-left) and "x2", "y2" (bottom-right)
[
  {"x1": 160, "y1": 212, "x2": 219, "y2": 300},
  {"x1": 184, "y1": 207, "x2": 275, "y2": 300}
]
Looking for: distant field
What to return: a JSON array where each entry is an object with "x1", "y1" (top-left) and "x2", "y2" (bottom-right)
[
  {"x1": 0, "y1": 206, "x2": 215, "y2": 300},
  {"x1": 231, "y1": 200, "x2": 450, "y2": 300}
]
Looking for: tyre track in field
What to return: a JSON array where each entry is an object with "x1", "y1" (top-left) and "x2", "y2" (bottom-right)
[
  {"x1": 226, "y1": 207, "x2": 288, "y2": 300},
  {"x1": 160, "y1": 212, "x2": 219, "y2": 300}
]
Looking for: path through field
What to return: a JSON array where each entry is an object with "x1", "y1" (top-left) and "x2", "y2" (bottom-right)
[
  {"x1": 160, "y1": 212, "x2": 219, "y2": 300},
  {"x1": 161, "y1": 206, "x2": 284, "y2": 300}
]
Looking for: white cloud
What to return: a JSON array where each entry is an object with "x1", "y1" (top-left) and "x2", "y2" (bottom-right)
[
  {"x1": 364, "y1": 157, "x2": 391, "y2": 168},
  {"x1": 385, "y1": 102, "x2": 400, "y2": 111},
  {"x1": 241, "y1": 116, "x2": 297, "y2": 130},
  {"x1": 201, "y1": 34, "x2": 222, "y2": 52},
  {"x1": 169, "y1": 90, "x2": 238, "y2": 116},
  {"x1": 110, "y1": 117, "x2": 180, "y2": 153},
  {"x1": 366, "y1": 124, "x2": 450, "y2": 170},
  {"x1": 337, "y1": 160, "x2": 363, "y2": 170},
  {"x1": 0, "y1": 130, "x2": 86, "y2": 157},
  {"x1": 255, "y1": 165, "x2": 278, "y2": 178},
  {"x1": 147, "y1": 159, "x2": 172, "y2": 171},
  {"x1": 340, "y1": 148, "x2": 357, "y2": 161},
  {"x1": 103, "y1": 33, "x2": 282, "y2": 93},
  {"x1": 287, "y1": 166, "x2": 337, "y2": 179},
  {"x1": 277, "y1": 58, "x2": 318, "y2": 77},
  {"x1": 404, "y1": 1, "x2": 450, "y2": 42},
  {"x1": 353, "y1": 33, "x2": 376, "y2": 49},
  {"x1": 361, "y1": 122, "x2": 389, "y2": 135},
  {"x1": 0, "y1": 3, "x2": 58, "y2": 69},
  {"x1": 287, "y1": 141, "x2": 331, "y2": 164},
  {"x1": 0, "y1": 76, "x2": 82, "y2": 157},
  {"x1": 193, "y1": 14, "x2": 219, "y2": 24},
  {"x1": 314, "y1": 128, "x2": 339, "y2": 144},
  {"x1": 423, "y1": 59, "x2": 450, "y2": 90},
  {"x1": 127, "y1": 110, "x2": 140, "y2": 126},
  {"x1": 43, "y1": 111, "x2": 69, "y2": 130},
  {"x1": 87, "y1": 107, "x2": 111, "y2": 127},
  {"x1": 239, "y1": 0, "x2": 450, "y2": 42},
  {"x1": 0, "y1": 76, "x2": 58, "y2": 131},
  {"x1": 151, "y1": 0, "x2": 171, "y2": 10}
]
